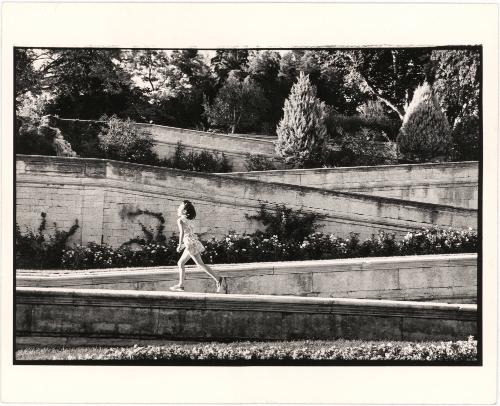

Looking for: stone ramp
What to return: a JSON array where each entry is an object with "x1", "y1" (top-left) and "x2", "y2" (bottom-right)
[
  {"x1": 16, "y1": 287, "x2": 477, "y2": 346},
  {"x1": 16, "y1": 155, "x2": 477, "y2": 248},
  {"x1": 221, "y1": 161, "x2": 479, "y2": 209},
  {"x1": 17, "y1": 254, "x2": 478, "y2": 304}
]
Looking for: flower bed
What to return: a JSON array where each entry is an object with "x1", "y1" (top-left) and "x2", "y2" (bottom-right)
[
  {"x1": 17, "y1": 336, "x2": 477, "y2": 362},
  {"x1": 55, "y1": 227, "x2": 477, "y2": 270}
]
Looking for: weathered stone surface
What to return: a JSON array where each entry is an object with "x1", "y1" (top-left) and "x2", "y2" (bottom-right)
[
  {"x1": 17, "y1": 254, "x2": 477, "y2": 303},
  {"x1": 16, "y1": 155, "x2": 477, "y2": 248},
  {"x1": 16, "y1": 287, "x2": 477, "y2": 344},
  {"x1": 312, "y1": 269, "x2": 399, "y2": 293},
  {"x1": 401, "y1": 317, "x2": 477, "y2": 341},
  {"x1": 137, "y1": 122, "x2": 277, "y2": 172},
  {"x1": 225, "y1": 161, "x2": 479, "y2": 209},
  {"x1": 282, "y1": 312, "x2": 339, "y2": 340},
  {"x1": 334, "y1": 314, "x2": 403, "y2": 341}
]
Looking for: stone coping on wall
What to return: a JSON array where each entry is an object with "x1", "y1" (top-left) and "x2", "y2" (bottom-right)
[
  {"x1": 225, "y1": 160, "x2": 479, "y2": 176},
  {"x1": 54, "y1": 117, "x2": 275, "y2": 145},
  {"x1": 139, "y1": 123, "x2": 275, "y2": 145},
  {"x1": 17, "y1": 253, "x2": 477, "y2": 279},
  {"x1": 220, "y1": 160, "x2": 479, "y2": 209},
  {"x1": 16, "y1": 154, "x2": 477, "y2": 215},
  {"x1": 16, "y1": 254, "x2": 477, "y2": 304},
  {"x1": 17, "y1": 287, "x2": 477, "y2": 343},
  {"x1": 17, "y1": 287, "x2": 476, "y2": 319}
]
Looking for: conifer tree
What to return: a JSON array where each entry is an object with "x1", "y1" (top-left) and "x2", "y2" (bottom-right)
[
  {"x1": 275, "y1": 72, "x2": 328, "y2": 167},
  {"x1": 397, "y1": 82, "x2": 452, "y2": 162}
]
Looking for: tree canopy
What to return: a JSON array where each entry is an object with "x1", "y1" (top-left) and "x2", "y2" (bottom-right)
[{"x1": 15, "y1": 47, "x2": 480, "y2": 155}]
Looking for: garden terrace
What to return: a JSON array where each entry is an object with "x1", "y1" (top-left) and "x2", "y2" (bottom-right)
[
  {"x1": 16, "y1": 287, "x2": 477, "y2": 346},
  {"x1": 17, "y1": 254, "x2": 477, "y2": 304},
  {"x1": 223, "y1": 161, "x2": 479, "y2": 209},
  {"x1": 54, "y1": 117, "x2": 279, "y2": 172},
  {"x1": 16, "y1": 155, "x2": 477, "y2": 248}
]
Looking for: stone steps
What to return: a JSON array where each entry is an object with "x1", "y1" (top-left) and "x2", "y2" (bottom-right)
[{"x1": 16, "y1": 287, "x2": 477, "y2": 346}]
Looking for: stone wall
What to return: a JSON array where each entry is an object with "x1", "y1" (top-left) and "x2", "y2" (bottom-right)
[
  {"x1": 225, "y1": 161, "x2": 479, "y2": 209},
  {"x1": 16, "y1": 155, "x2": 477, "y2": 248},
  {"x1": 16, "y1": 287, "x2": 477, "y2": 345},
  {"x1": 17, "y1": 254, "x2": 477, "y2": 304},
  {"x1": 55, "y1": 117, "x2": 277, "y2": 172},
  {"x1": 142, "y1": 123, "x2": 278, "y2": 171}
]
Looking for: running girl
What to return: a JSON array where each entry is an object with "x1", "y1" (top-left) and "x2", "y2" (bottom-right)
[{"x1": 169, "y1": 200, "x2": 222, "y2": 293}]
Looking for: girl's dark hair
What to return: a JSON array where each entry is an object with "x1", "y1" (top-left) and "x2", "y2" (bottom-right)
[{"x1": 183, "y1": 200, "x2": 196, "y2": 220}]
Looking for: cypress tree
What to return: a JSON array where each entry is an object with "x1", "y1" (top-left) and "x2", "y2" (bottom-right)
[
  {"x1": 275, "y1": 72, "x2": 328, "y2": 167},
  {"x1": 397, "y1": 82, "x2": 452, "y2": 162}
]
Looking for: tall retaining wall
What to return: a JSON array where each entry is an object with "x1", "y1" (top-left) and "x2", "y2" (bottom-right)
[
  {"x1": 55, "y1": 117, "x2": 277, "y2": 172},
  {"x1": 16, "y1": 155, "x2": 477, "y2": 248},
  {"x1": 16, "y1": 287, "x2": 477, "y2": 345},
  {"x1": 17, "y1": 254, "x2": 477, "y2": 304},
  {"x1": 225, "y1": 161, "x2": 479, "y2": 209},
  {"x1": 141, "y1": 123, "x2": 278, "y2": 172}
]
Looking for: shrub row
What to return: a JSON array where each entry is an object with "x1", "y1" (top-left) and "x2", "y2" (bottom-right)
[
  {"x1": 17, "y1": 337, "x2": 477, "y2": 362},
  {"x1": 244, "y1": 153, "x2": 277, "y2": 171},
  {"x1": 15, "y1": 213, "x2": 79, "y2": 269},
  {"x1": 16, "y1": 115, "x2": 233, "y2": 173},
  {"x1": 54, "y1": 227, "x2": 477, "y2": 270},
  {"x1": 16, "y1": 205, "x2": 477, "y2": 270},
  {"x1": 158, "y1": 141, "x2": 232, "y2": 173}
]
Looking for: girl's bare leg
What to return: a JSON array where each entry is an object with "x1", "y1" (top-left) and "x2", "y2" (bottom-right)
[
  {"x1": 175, "y1": 249, "x2": 190, "y2": 288},
  {"x1": 191, "y1": 253, "x2": 222, "y2": 291}
]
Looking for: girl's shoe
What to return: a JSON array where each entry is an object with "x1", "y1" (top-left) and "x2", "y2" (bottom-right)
[
  {"x1": 216, "y1": 277, "x2": 223, "y2": 293},
  {"x1": 169, "y1": 285, "x2": 184, "y2": 292}
]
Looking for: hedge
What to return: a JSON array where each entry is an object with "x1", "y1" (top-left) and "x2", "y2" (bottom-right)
[{"x1": 17, "y1": 337, "x2": 477, "y2": 362}]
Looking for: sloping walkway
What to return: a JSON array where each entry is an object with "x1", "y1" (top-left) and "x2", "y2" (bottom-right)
[{"x1": 17, "y1": 253, "x2": 477, "y2": 304}]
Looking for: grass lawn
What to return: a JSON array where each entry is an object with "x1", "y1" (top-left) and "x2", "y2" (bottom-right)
[{"x1": 16, "y1": 337, "x2": 477, "y2": 362}]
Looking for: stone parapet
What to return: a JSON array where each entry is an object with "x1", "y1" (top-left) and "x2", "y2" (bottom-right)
[
  {"x1": 16, "y1": 287, "x2": 477, "y2": 345},
  {"x1": 224, "y1": 161, "x2": 479, "y2": 209},
  {"x1": 17, "y1": 254, "x2": 477, "y2": 303},
  {"x1": 53, "y1": 117, "x2": 278, "y2": 172}
]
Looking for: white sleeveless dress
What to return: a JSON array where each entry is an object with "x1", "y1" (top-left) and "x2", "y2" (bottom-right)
[{"x1": 180, "y1": 217, "x2": 205, "y2": 256}]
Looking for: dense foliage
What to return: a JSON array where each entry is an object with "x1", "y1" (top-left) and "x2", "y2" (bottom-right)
[
  {"x1": 428, "y1": 50, "x2": 481, "y2": 161},
  {"x1": 325, "y1": 131, "x2": 398, "y2": 167},
  {"x1": 160, "y1": 142, "x2": 232, "y2": 173},
  {"x1": 246, "y1": 204, "x2": 324, "y2": 243},
  {"x1": 16, "y1": 217, "x2": 477, "y2": 269},
  {"x1": 323, "y1": 103, "x2": 400, "y2": 166},
  {"x1": 204, "y1": 72, "x2": 269, "y2": 133},
  {"x1": 17, "y1": 115, "x2": 232, "y2": 173},
  {"x1": 244, "y1": 154, "x2": 277, "y2": 171},
  {"x1": 17, "y1": 336, "x2": 477, "y2": 362},
  {"x1": 345, "y1": 49, "x2": 432, "y2": 121},
  {"x1": 15, "y1": 115, "x2": 56, "y2": 156},
  {"x1": 275, "y1": 73, "x2": 328, "y2": 167},
  {"x1": 15, "y1": 47, "x2": 481, "y2": 164},
  {"x1": 52, "y1": 117, "x2": 105, "y2": 158},
  {"x1": 15, "y1": 212, "x2": 79, "y2": 269},
  {"x1": 397, "y1": 83, "x2": 452, "y2": 162},
  {"x1": 98, "y1": 115, "x2": 157, "y2": 164}
]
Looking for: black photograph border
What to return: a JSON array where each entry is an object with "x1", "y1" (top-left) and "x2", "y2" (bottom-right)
[{"x1": 12, "y1": 45, "x2": 483, "y2": 367}]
